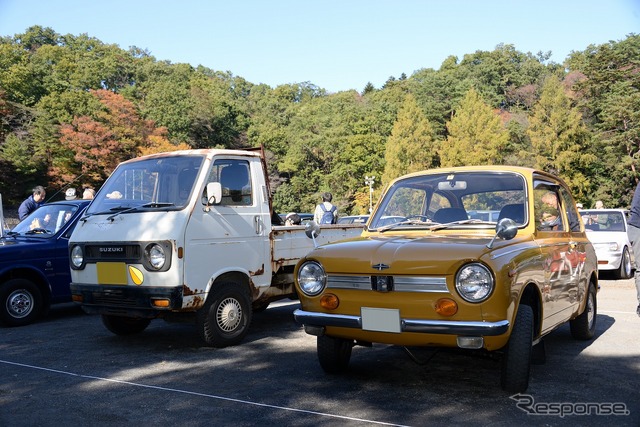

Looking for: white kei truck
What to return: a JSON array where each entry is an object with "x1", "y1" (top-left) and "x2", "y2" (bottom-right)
[{"x1": 69, "y1": 148, "x2": 363, "y2": 347}]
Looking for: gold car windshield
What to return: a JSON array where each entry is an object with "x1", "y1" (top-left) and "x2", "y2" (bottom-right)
[{"x1": 369, "y1": 171, "x2": 527, "y2": 230}]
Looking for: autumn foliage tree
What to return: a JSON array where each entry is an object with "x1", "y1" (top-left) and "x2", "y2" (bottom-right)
[{"x1": 57, "y1": 89, "x2": 175, "y2": 190}]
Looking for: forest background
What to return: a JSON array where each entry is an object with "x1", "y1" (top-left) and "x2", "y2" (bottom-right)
[{"x1": 1, "y1": 26, "x2": 639, "y2": 215}]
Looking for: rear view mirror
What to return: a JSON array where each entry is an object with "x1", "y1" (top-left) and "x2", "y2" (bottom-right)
[{"x1": 437, "y1": 180, "x2": 467, "y2": 191}]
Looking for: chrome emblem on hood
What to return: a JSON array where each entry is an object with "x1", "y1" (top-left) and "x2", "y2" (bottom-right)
[{"x1": 372, "y1": 263, "x2": 390, "y2": 271}]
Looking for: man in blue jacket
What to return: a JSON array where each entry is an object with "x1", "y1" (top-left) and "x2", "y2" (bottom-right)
[{"x1": 18, "y1": 185, "x2": 46, "y2": 220}]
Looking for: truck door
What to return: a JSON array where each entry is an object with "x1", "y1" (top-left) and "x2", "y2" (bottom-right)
[{"x1": 184, "y1": 157, "x2": 270, "y2": 292}]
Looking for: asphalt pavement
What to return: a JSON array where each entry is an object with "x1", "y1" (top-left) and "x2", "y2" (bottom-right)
[{"x1": 0, "y1": 276, "x2": 638, "y2": 426}]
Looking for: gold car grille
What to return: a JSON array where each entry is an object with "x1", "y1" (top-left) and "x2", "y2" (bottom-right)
[{"x1": 327, "y1": 275, "x2": 448, "y2": 292}]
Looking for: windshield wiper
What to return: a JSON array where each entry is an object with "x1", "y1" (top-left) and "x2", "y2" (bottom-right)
[
  {"x1": 1, "y1": 231, "x2": 20, "y2": 238},
  {"x1": 377, "y1": 219, "x2": 429, "y2": 233},
  {"x1": 107, "y1": 202, "x2": 175, "y2": 222},
  {"x1": 427, "y1": 219, "x2": 494, "y2": 231}
]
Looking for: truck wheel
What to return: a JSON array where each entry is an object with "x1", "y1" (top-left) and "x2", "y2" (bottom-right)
[
  {"x1": 197, "y1": 282, "x2": 252, "y2": 348},
  {"x1": 0, "y1": 279, "x2": 43, "y2": 327},
  {"x1": 500, "y1": 304, "x2": 533, "y2": 392},
  {"x1": 570, "y1": 284, "x2": 597, "y2": 340},
  {"x1": 317, "y1": 335, "x2": 353, "y2": 373},
  {"x1": 102, "y1": 315, "x2": 151, "y2": 335},
  {"x1": 615, "y1": 247, "x2": 632, "y2": 279}
]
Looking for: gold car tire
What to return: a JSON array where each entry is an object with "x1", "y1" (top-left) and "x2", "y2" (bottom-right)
[
  {"x1": 317, "y1": 335, "x2": 353, "y2": 373},
  {"x1": 569, "y1": 284, "x2": 597, "y2": 340},
  {"x1": 500, "y1": 304, "x2": 534, "y2": 393}
]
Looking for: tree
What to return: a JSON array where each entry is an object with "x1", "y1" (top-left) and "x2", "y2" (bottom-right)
[
  {"x1": 57, "y1": 89, "x2": 171, "y2": 188},
  {"x1": 382, "y1": 94, "x2": 438, "y2": 184},
  {"x1": 441, "y1": 88, "x2": 509, "y2": 166},
  {"x1": 526, "y1": 76, "x2": 595, "y2": 200}
]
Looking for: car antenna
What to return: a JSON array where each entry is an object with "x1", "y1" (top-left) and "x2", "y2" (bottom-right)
[{"x1": 45, "y1": 174, "x2": 85, "y2": 203}]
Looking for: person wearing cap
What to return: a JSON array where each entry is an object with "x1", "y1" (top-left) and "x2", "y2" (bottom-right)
[
  {"x1": 285, "y1": 212, "x2": 301, "y2": 226},
  {"x1": 65, "y1": 188, "x2": 77, "y2": 200}
]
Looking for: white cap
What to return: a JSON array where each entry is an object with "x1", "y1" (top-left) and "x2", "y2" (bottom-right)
[{"x1": 65, "y1": 188, "x2": 77, "y2": 200}]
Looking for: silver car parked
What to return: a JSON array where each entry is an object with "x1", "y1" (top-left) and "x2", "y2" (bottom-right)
[{"x1": 580, "y1": 209, "x2": 634, "y2": 279}]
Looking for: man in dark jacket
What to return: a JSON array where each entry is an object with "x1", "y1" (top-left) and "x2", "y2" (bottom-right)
[
  {"x1": 18, "y1": 185, "x2": 46, "y2": 220},
  {"x1": 626, "y1": 182, "x2": 640, "y2": 317}
]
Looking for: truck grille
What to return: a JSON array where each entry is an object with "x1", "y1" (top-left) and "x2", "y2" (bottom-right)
[{"x1": 84, "y1": 244, "x2": 141, "y2": 263}]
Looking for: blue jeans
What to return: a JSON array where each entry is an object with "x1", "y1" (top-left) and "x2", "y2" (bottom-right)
[{"x1": 626, "y1": 224, "x2": 640, "y2": 305}]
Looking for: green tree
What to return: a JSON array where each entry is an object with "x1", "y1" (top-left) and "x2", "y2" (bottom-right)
[
  {"x1": 526, "y1": 76, "x2": 595, "y2": 200},
  {"x1": 382, "y1": 94, "x2": 438, "y2": 184},
  {"x1": 441, "y1": 88, "x2": 509, "y2": 166}
]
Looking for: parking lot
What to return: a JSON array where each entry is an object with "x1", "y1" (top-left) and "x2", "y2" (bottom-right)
[{"x1": 1, "y1": 276, "x2": 638, "y2": 426}]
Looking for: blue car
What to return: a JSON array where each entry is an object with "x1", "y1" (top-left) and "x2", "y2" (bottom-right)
[{"x1": 0, "y1": 200, "x2": 90, "y2": 326}]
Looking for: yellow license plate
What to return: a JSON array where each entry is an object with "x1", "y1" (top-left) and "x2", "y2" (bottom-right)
[
  {"x1": 361, "y1": 307, "x2": 401, "y2": 333},
  {"x1": 96, "y1": 262, "x2": 128, "y2": 285}
]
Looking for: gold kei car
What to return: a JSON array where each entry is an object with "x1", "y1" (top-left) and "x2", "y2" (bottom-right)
[{"x1": 294, "y1": 166, "x2": 598, "y2": 392}]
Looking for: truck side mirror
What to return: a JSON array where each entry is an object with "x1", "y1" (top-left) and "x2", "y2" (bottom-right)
[
  {"x1": 202, "y1": 182, "x2": 222, "y2": 208},
  {"x1": 305, "y1": 221, "x2": 322, "y2": 247}
]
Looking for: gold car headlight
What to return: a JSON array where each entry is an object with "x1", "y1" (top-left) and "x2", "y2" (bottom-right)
[
  {"x1": 297, "y1": 261, "x2": 326, "y2": 296},
  {"x1": 455, "y1": 263, "x2": 494, "y2": 303}
]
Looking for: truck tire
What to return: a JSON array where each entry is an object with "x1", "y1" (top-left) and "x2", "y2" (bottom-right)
[
  {"x1": 615, "y1": 247, "x2": 632, "y2": 280},
  {"x1": 197, "y1": 282, "x2": 252, "y2": 348},
  {"x1": 102, "y1": 315, "x2": 151, "y2": 335},
  {"x1": 0, "y1": 279, "x2": 43, "y2": 327},
  {"x1": 500, "y1": 304, "x2": 533, "y2": 392},
  {"x1": 317, "y1": 335, "x2": 353, "y2": 373},
  {"x1": 570, "y1": 284, "x2": 597, "y2": 340}
]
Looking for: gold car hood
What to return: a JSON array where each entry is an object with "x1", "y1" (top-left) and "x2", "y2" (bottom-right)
[{"x1": 306, "y1": 234, "x2": 526, "y2": 275}]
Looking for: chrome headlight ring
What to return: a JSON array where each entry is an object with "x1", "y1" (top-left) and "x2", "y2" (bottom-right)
[
  {"x1": 297, "y1": 261, "x2": 327, "y2": 296},
  {"x1": 455, "y1": 263, "x2": 494, "y2": 303}
]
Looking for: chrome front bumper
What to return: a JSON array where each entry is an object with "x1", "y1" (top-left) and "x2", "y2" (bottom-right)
[{"x1": 293, "y1": 309, "x2": 509, "y2": 336}]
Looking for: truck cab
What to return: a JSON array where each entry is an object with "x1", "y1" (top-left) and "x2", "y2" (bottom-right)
[{"x1": 69, "y1": 148, "x2": 361, "y2": 347}]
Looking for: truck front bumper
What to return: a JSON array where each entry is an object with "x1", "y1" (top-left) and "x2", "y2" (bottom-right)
[
  {"x1": 70, "y1": 283, "x2": 183, "y2": 318},
  {"x1": 293, "y1": 309, "x2": 509, "y2": 336}
]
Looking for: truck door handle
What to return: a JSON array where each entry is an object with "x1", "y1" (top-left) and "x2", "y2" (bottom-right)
[{"x1": 254, "y1": 215, "x2": 262, "y2": 234}]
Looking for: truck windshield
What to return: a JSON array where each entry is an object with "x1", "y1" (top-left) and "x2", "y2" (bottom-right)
[
  {"x1": 369, "y1": 171, "x2": 527, "y2": 230},
  {"x1": 86, "y1": 155, "x2": 205, "y2": 216}
]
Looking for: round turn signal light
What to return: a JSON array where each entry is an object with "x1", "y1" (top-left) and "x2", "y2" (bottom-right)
[
  {"x1": 320, "y1": 293, "x2": 339, "y2": 310},
  {"x1": 435, "y1": 298, "x2": 458, "y2": 316}
]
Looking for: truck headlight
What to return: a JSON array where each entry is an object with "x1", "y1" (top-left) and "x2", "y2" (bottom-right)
[
  {"x1": 70, "y1": 245, "x2": 84, "y2": 269},
  {"x1": 145, "y1": 243, "x2": 166, "y2": 270},
  {"x1": 297, "y1": 261, "x2": 326, "y2": 296},
  {"x1": 455, "y1": 263, "x2": 494, "y2": 302}
]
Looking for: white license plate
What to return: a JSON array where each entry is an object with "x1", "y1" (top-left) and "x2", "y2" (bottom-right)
[{"x1": 361, "y1": 307, "x2": 401, "y2": 333}]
